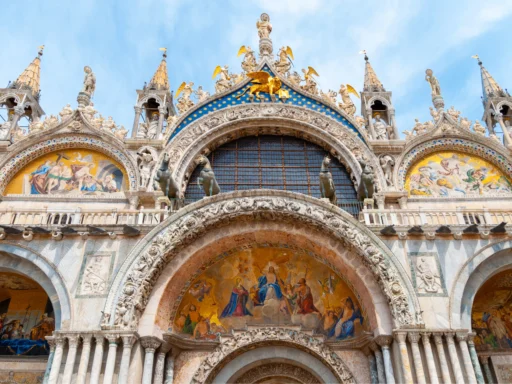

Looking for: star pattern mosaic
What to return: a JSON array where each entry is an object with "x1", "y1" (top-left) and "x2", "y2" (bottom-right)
[{"x1": 169, "y1": 66, "x2": 364, "y2": 143}]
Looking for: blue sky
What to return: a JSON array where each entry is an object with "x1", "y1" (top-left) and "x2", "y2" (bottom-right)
[{"x1": 2, "y1": 0, "x2": 512, "y2": 137}]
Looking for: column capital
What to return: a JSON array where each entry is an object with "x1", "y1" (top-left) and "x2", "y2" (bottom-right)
[
  {"x1": 140, "y1": 336, "x2": 162, "y2": 353},
  {"x1": 55, "y1": 335, "x2": 66, "y2": 347},
  {"x1": 67, "y1": 334, "x2": 81, "y2": 347},
  {"x1": 134, "y1": 106, "x2": 142, "y2": 113},
  {"x1": 444, "y1": 331, "x2": 456, "y2": 344},
  {"x1": 369, "y1": 341, "x2": 380, "y2": 353},
  {"x1": 81, "y1": 333, "x2": 94, "y2": 345},
  {"x1": 420, "y1": 332, "x2": 431, "y2": 344},
  {"x1": 374, "y1": 335, "x2": 393, "y2": 348},
  {"x1": 467, "y1": 332, "x2": 476, "y2": 345},
  {"x1": 46, "y1": 336, "x2": 56, "y2": 349},
  {"x1": 455, "y1": 331, "x2": 468, "y2": 342},
  {"x1": 122, "y1": 334, "x2": 138, "y2": 348},
  {"x1": 478, "y1": 355, "x2": 490, "y2": 365},
  {"x1": 13, "y1": 106, "x2": 25, "y2": 116},
  {"x1": 432, "y1": 332, "x2": 444, "y2": 344},
  {"x1": 408, "y1": 332, "x2": 421, "y2": 344},
  {"x1": 393, "y1": 330, "x2": 408, "y2": 344},
  {"x1": 105, "y1": 333, "x2": 119, "y2": 344},
  {"x1": 158, "y1": 341, "x2": 172, "y2": 355}
]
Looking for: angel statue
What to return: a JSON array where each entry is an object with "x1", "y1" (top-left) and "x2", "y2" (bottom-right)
[
  {"x1": 230, "y1": 72, "x2": 245, "y2": 86},
  {"x1": 256, "y1": 13, "x2": 272, "y2": 39},
  {"x1": 194, "y1": 86, "x2": 210, "y2": 103},
  {"x1": 425, "y1": 69, "x2": 441, "y2": 97},
  {"x1": 212, "y1": 65, "x2": 231, "y2": 93},
  {"x1": 320, "y1": 89, "x2": 337, "y2": 105},
  {"x1": 82, "y1": 66, "x2": 96, "y2": 96},
  {"x1": 238, "y1": 46, "x2": 257, "y2": 73},
  {"x1": 288, "y1": 71, "x2": 302, "y2": 86},
  {"x1": 175, "y1": 82, "x2": 195, "y2": 114},
  {"x1": 301, "y1": 67, "x2": 319, "y2": 95},
  {"x1": 274, "y1": 46, "x2": 294, "y2": 75},
  {"x1": 338, "y1": 84, "x2": 359, "y2": 116}
]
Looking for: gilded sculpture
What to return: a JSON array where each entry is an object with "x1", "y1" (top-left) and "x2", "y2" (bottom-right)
[
  {"x1": 338, "y1": 84, "x2": 359, "y2": 116},
  {"x1": 238, "y1": 45, "x2": 257, "y2": 73},
  {"x1": 175, "y1": 81, "x2": 195, "y2": 114},
  {"x1": 212, "y1": 65, "x2": 231, "y2": 93},
  {"x1": 301, "y1": 67, "x2": 319, "y2": 95},
  {"x1": 274, "y1": 46, "x2": 294, "y2": 75},
  {"x1": 236, "y1": 71, "x2": 284, "y2": 102}
]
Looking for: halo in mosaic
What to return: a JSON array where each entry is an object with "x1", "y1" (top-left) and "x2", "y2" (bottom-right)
[
  {"x1": 398, "y1": 138, "x2": 512, "y2": 191},
  {"x1": 0, "y1": 136, "x2": 138, "y2": 193},
  {"x1": 168, "y1": 65, "x2": 366, "y2": 144}
]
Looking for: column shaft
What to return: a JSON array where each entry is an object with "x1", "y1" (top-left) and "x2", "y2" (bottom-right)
[
  {"x1": 395, "y1": 332, "x2": 413, "y2": 384},
  {"x1": 118, "y1": 335, "x2": 136, "y2": 384},
  {"x1": 420, "y1": 333, "x2": 439, "y2": 384},
  {"x1": 445, "y1": 332, "x2": 464, "y2": 384},
  {"x1": 48, "y1": 338, "x2": 65, "y2": 384},
  {"x1": 479, "y1": 356, "x2": 494, "y2": 384},
  {"x1": 103, "y1": 335, "x2": 119, "y2": 384},
  {"x1": 373, "y1": 349, "x2": 385, "y2": 384},
  {"x1": 468, "y1": 334, "x2": 485, "y2": 384},
  {"x1": 164, "y1": 353, "x2": 175, "y2": 384},
  {"x1": 154, "y1": 351, "x2": 167, "y2": 384},
  {"x1": 368, "y1": 353, "x2": 378, "y2": 384},
  {"x1": 43, "y1": 338, "x2": 56, "y2": 384},
  {"x1": 457, "y1": 333, "x2": 477, "y2": 384},
  {"x1": 433, "y1": 333, "x2": 452, "y2": 384},
  {"x1": 408, "y1": 333, "x2": 426, "y2": 384},
  {"x1": 90, "y1": 335, "x2": 105, "y2": 384},
  {"x1": 76, "y1": 335, "x2": 93, "y2": 384},
  {"x1": 141, "y1": 337, "x2": 162, "y2": 384},
  {"x1": 62, "y1": 335, "x2": 80, "y2": 384},
  {"x1": 132, "y1": 107, "x2": 142, "y2": 138},
  {"x1": 376, "y1": 336, "x2": 396, "y2": 384}
]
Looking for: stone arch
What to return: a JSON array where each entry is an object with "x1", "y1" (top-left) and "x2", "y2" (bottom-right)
[
  {"x1": 191, "y1": 328, "x2": 355, "y2": 384},
  {"x1": 0, "y1": 242, "x2": 72, "y2": 330},
  {"x1": 366, "y1": 96, "x2": 392, "y2": 109},
  {"x1": 137, "y1": 94, "x2": 165, "y2": 108},
  {"x1": 394, "y1": 135, "x2": 512, "y2": 191},
  {"x1": 158, "y1": 103, "x2": 386, "y2": 193},
  {"x1": 449, "y1": 239, "x2": 512, "y2": 329},
  {"x1": 103, "y1": 190, "x2": 421, "y2": 331},
  {"x1": 0, "y1": 93, "x2": 22, "y2": 105},
  {"x1": 0, "y1": 132, "x2": 139, "y2": 193}
]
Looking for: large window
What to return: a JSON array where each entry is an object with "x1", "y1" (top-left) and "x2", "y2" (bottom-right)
[{"x1": 185, "y1": 136, "x2": 360, "y2": 215}]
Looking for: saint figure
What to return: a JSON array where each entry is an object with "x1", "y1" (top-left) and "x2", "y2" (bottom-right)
[{"x1": 220, "y1": 278, "x2": 252, "y2": 318}]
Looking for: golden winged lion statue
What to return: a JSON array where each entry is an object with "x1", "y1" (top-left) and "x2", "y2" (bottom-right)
[{"x1": 236, "y1": 71, "x2": 287, "y2": 102}]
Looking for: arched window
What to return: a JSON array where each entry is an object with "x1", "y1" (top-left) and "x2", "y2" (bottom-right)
[{"x1": 185, "y1": 136, "x2": 360, "y2": 216}]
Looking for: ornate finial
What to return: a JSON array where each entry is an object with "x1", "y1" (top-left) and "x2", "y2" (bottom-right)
[
  {"x1": 359, "y1": 49, "x2": 368, "y2": 61},
  {"x1": 257, "y1": 13, "x2": 273, "y2": 60},
  {"x1": 159, "y1": 47, "x2": 167, "y2": 59},
  {"x1": 472, "y1": 54, "x2": 506, "y2": 101},
  {"x1": 148, "y1": 48, "x2": 170, "y2": 91},
  {"x1": 38, "y1": 45, "x2": 45, "y2": 57},
  {"x1": 361, "y1": 50, "x2": 384, "y2": 92},
  {"x1": 472, "y1": 54, "x2": 482, "y2": 66},
  {"x1": 13, "y1": 46, "x2": 45, "y2": 97}
]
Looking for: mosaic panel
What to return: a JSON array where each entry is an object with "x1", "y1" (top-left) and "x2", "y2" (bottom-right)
[
  {"x1": 172, "y1": 245, "x2": 367, "y2": 341},
  {"x1": 0, "y1": 371, "x2": 45, "y2": 383}
]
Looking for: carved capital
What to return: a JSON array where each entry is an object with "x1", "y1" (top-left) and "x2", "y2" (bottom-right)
[
  {"x1": 67, "y1": 334, "x2": 81, "y2": 347},
  {"x1": 94, "y1": 334, "x2": 105, "y2": 346},
  {"x1": 134, "y1": 106, "x2": 142, "y2": 114},
  {"x1": 45, "y1": 336, "x2": 56, "y2": 350},
  {"x1": 394, "y1": 331, "x2": 408, "y2": 344},
  {"x1": 444, "y1": 332, "x2": 456, "y2": 344},
  {"x1": 420, "y1": 332, "x2": 432, "y2": 345},
  {"x1": 369, "y1": 341, "x2": 380, "y2": 353},
  {"x1": 432, "y1": 332, "x2": 444, "y2": 345},
  {"x1": 408, "y1": 332, "x2": 421, "y2": 344},
  {"x1": 81, "y1": 333, "x2": 93, "y2": 346},
  {"x1": 121, "y1": 334, "x2": 138, "y2": 349},
  {"x1": 456, "y1": 331, "x2": 468, "y2": 342},
  {"x1": 467, "y1": 332, "x2": 476, "y2": 346},
  {"x1": 140, "y1": 336, "x2": 162, "y2": 353},
  {"x1": 478, "y1": 355, "x2": 490, "y2": 365},
  {"x1": 375, "y1": 335, "x2": 393, "y2": 348},
  {"x1": 105, "y1": 333, "x2": 119, "y2": 345},
  {"x1": 54, "y1": 336, "x2": 66, "y2": 348}
]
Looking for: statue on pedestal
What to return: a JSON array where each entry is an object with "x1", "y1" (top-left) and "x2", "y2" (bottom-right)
[
  {"x1": 238, "y1": 46, "x2": 257, "y2": 73},
  {"x1": 274, "y1": 46, "x2": 293, "y2": 75},
  {"x1": 373, "y1": 114, "x2": 388, "y2": 140},
  {"x1": 0, "y1": 121, "x2": 11, "y2": 141},
  {"x1": 146, "y1": 113, "x2": 159, "y2": 139},
  {"x1": 213, "y1": 66, "x2": 231, "y2": 94},
  {"x1": 256, "y1": 13, "x2": 272, "y2": 39},
  {"x1": 82, "y1": 66, "x2": 96, "y2": 96},
  {"x1": 425, "y1": 69, "x2": 441, "y2": 96},
  {"x1": 59, "y1": 104, "x2": 73, "y2": 120},
  {"x1": 175, "y1": 82, "x2": 195, "y2": 114},
  {"x1": 338, "y1": 84, "x2": 358, "y2": 116}
]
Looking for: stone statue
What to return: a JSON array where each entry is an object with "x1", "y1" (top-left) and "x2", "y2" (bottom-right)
[
  {"x1": 44, "y1": 115, "x2": 60, "y2": 130},
  {"x1": 138, "y1": 152, "x2": 156, "y2": 189},
  {"x1": 412, "y1": 119, "x2": 427, "y2": 135},
  {"x1": 357, "y1": 159, "x2": 375, "y2": 200},
  {"x1": 425, "y1": 69, "x2": 441, "y2": 96},
  {"x1": 373, "y1": 114, "x2": 389, "y2": 140},
  {"x1": 319, "y1": 156, "x2": 337, "y2": 205},
  {"x1": 447, "y1": 106, "x2": 461, "y2": 121},
  {"x1": 459, "y1": 117, "x2": 471, "y2": 130},
  {"x1": 213, "y1": 66, "x2": 231, "y2": 93},
  {"x1": 59, "y1": 104, "x2": 73, "y2": 120},
  {"x1": 146, "y1": 113, "x2": 159, "y2": 139},
  {"x1": 379, "y1": 155, "x2": 395, "y2": 186},
  {"x1": 240, "y1": 46, "x2": 257, "y2": 73},
  {"x1": 473, "y1": 120, "x2": 486, "y2": 135},
  {"x1": 92, "y1": 114, "x2": 104, "y2": 130},
  {"x1": 29, "y1": 120, "x2": 45, "y2": 134},
  {"x1": 0, "y1": 121, "x2": 11, "y2": 141},
  {"x1": 320, "y1": 89, "x2": 337, "y2": 105},
  {"x1": 490, "y1": 133, "x2": 501, "y2": 143},
  {"x1": 230, "y1": 73, "x2": 245, "y2": 86},
  {"x1": 256, "y1": 13, "x2": 272, "y2": 39},
  {"x1": 154, "y1": 153, "x2": 179, "y2": 199},
  {"x1": 274, "y1": 46, "x2": 293, "y2": 75},
  {"x1": 82, "y1": 66, "x2": 96, "y2": 96},
  {"x1": 301, "y1": 68, "x2": 319, "y2": 95},
  {"x1": 136, "y1": 122, "x2": 148, "y2": 139},
  {"x1": 194, "y1": 86, "x2": 210, "y2": 103},
  {"x1": 83, "y1": 102, "x2": 97, "y2": 122},
  {"x1": 429, "y1": 106, "x2": 440, "y2": 122},
  {"x1": 288, "y1": 71, "x2": 301, "y2": 86},
  {"x1": 416, "y1": 257, "x2": 441, "y2": 293},
  {"x1": 11, "y1": 126, "x2": 26, "y2": 142},
  {"x1": 338, "y1": 84, "x2": 356, "y2": 116},
  {"x1": 101, "y1": 116, "x2": 116, "y2": 133},
  {"x1": 175, "y1": 82, "x2": 195, "y2": 114},
  {"x1": 196, "y1": 155, "x2": 220, "y2": 196},
  {"x1": 114, "y1": 125, "x2": 127, "y2": 140}
]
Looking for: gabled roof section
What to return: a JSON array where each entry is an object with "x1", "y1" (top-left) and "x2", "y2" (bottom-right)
[
  {"x1": 13, "y1": 47, "x2": 43, "y2": 96},
  {"x1": 363, "y1": 53, "x2": 384, "y2": 92},
  {"x1": 148, "y1": 50, "x2": 170, "y2": 91},
  {"x1": 168, "y1": 63, "x2": 365, "y2": 145}
]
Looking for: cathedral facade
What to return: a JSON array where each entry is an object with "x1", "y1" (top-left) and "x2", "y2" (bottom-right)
[{"x1": 0, "y1": 13, "x2": 511, "y2": 384}]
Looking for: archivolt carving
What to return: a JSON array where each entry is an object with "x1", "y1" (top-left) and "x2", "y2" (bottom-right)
[
  {"x1": 234, "y1": 362, "x2": 320, "y2": 384},
  {"x1": 159, "y1": 103, "x2": 386, "y2": 192},
  {"x1": 105, "y1": 191, "x2": 419, "y2": 332},
  {"x1": 192, "y1": 328, "x2": 353, "y2": 384}
]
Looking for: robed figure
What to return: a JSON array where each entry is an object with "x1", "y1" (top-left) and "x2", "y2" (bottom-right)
[
  {"x1": 255, "y1": 266, "x2": 283, "y2": 305},
  {"x1": 329, "y1": 297, "x2": 363, "y2": 340},
  {"x1": 220, "y1": 278, "x2": 252, "y2": 318}
]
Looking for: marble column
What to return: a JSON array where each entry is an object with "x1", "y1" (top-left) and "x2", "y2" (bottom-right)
[
  {"x1": 408, "y1": 332, "x2": 426, "y2": 384},
  {"x1": 141, "y1": 336, "x2": 162, "y2": 384},
  {"x1": 118, "y1": 334, "x2": 137, "y2": 384},
  {"x1": 48, "y1": 336, "x2": 65, "y2": 384},
  {"x1": 158, "y1": 107, "x2": 166, "y2": 138},
  {"x1": 76, "y1": 334, "x2": 93, "y2": 384},
  {"x1": 164, "y1": 353, "x2": 175, "y2": 384},
  {"x1": 433, "y1": 332, "x2": 452, "y2": 384},
  {"x1": 90, "y1": 335, "x2": 105, "y2": 384},
  {"x1": 496, "y1": 113, "x2": 512, "y2": 147},
  {"x1": 154, "y1": 343, "x2": 172, "y2": 384},
  {"x1": 370, "y1": 342, "x2": 385, "y2": 384},
  {"x1": 478, "y1": 355, "x2": 494, "y2": 384},
  {"x1": 420, "y1": 332, "x2": 439, "y2": 384},
  {"x1": 394, "y1": 331, "x2": 413, "y2": 384},
  {"x1": 103, "y1": 334, "x2": 119, "y2": 384},
  {"x1": 363, "y1": 346, "x2": 378, "y2": 384},
  {"x1": 376, "y1": 335, "x2": 396, "y2": 384},
  {"x1": 62, "y1": 334, "x2": 80, "y2": 384},
  {"x1": 43, "y1": 337, "x2": 56, "y2": 384},
  {"x1": 467, "y1": 333, "x2": 485, "y2": 384},
  {"x1": 132, "y1": 106, "x2": 142, "y2": 138},
  {"x1": 445, "y1": 332, "x2": 465, "y2": 384},
  {"x1": 456, "y1": 332, "x2": 478, "y2": 384}
]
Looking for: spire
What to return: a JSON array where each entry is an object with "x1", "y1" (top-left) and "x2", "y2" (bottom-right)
[
  {"x1": 361, "y1": 51, "x2": 384, "y2": 92},
  {"x1": 148, "y1": 48, "x2": 170, "y2": 91},
  {"x1": 473, "y1": 55, "x2": 507, "y2": 101},
  {"x1": 13, "y1": 46, "x2": 44, "y2": 96}
]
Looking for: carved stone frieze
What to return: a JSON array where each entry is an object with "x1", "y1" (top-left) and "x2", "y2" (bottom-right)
[
  {"x1": 106, "y1": 191, "x2": 417, "y2": 332},
  {"x1": 234, "y1": 362, "x2": 320, "y2": 384},
  {"x1": 191, "y1": 328, "x2": 354, "y2": 384}
]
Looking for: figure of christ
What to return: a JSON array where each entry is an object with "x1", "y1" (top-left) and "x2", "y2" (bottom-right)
[
  {"x1": 255, "y1": 266, "x2": 283, "y2": 305},
  {"x1": 45, "y1": 161, "x2": 63, "y2": 193},
  {"x1": 220, "y1": 278, "x2": 252, "y2": 318},
  {"x1": 294, "y1": 278, "x2": 319, "y2": 314},
  {"x1": 71, "y1": 162, "x2": 95, "y2": 191}
]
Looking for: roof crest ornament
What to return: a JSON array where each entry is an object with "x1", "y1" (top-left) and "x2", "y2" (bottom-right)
[
  {"x1": 472, "y1": 54, "x2": 508, "y2": 102},
  {"x1": 359, "y1": 50, "x2": 384, "y2": 92},
  {"x1": 257, "y1": 13, "x2": 273, "y2": 60},
  {"x1": 148, "y1": 48, "x2": 170, "y2": 91},
  {"x1": 12, "y1": 45, "x2": 45, "y2": 97}
]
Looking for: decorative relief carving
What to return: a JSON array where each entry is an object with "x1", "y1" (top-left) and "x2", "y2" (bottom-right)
[
  {"x1": 234, "y1": 362, "x2": 320, "y2": 384},
  {"x1": 77, "y1": 252, "x2": 115, "y2": 297},
  {"x1": 192, "y1": 328, "x2": 353, "y2": 384},
  {"x1": 408, "y1": 252, "x2": 446, "y2": 296},
  {"x1": 108, "y1": 193, "x2": 416, "y2": 331}
]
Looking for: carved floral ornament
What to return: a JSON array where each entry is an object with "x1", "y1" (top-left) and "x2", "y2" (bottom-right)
[
  {"x1": 394, "y1": 136, "x2": 512, "y2": 191},
  {"x1": 192, "y1": 328, "x2": 355, "y2": 384},
  {"x1": 157, "y1": 103, "x2": 388, "y2": 191},
  {"x1": 105, "y1": 191, "x2": 420, "y2": 332}
]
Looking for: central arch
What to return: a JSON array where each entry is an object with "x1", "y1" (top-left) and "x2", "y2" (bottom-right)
[{"x1": 103, "y1": 190, "x2": 421, "y2": 331}]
